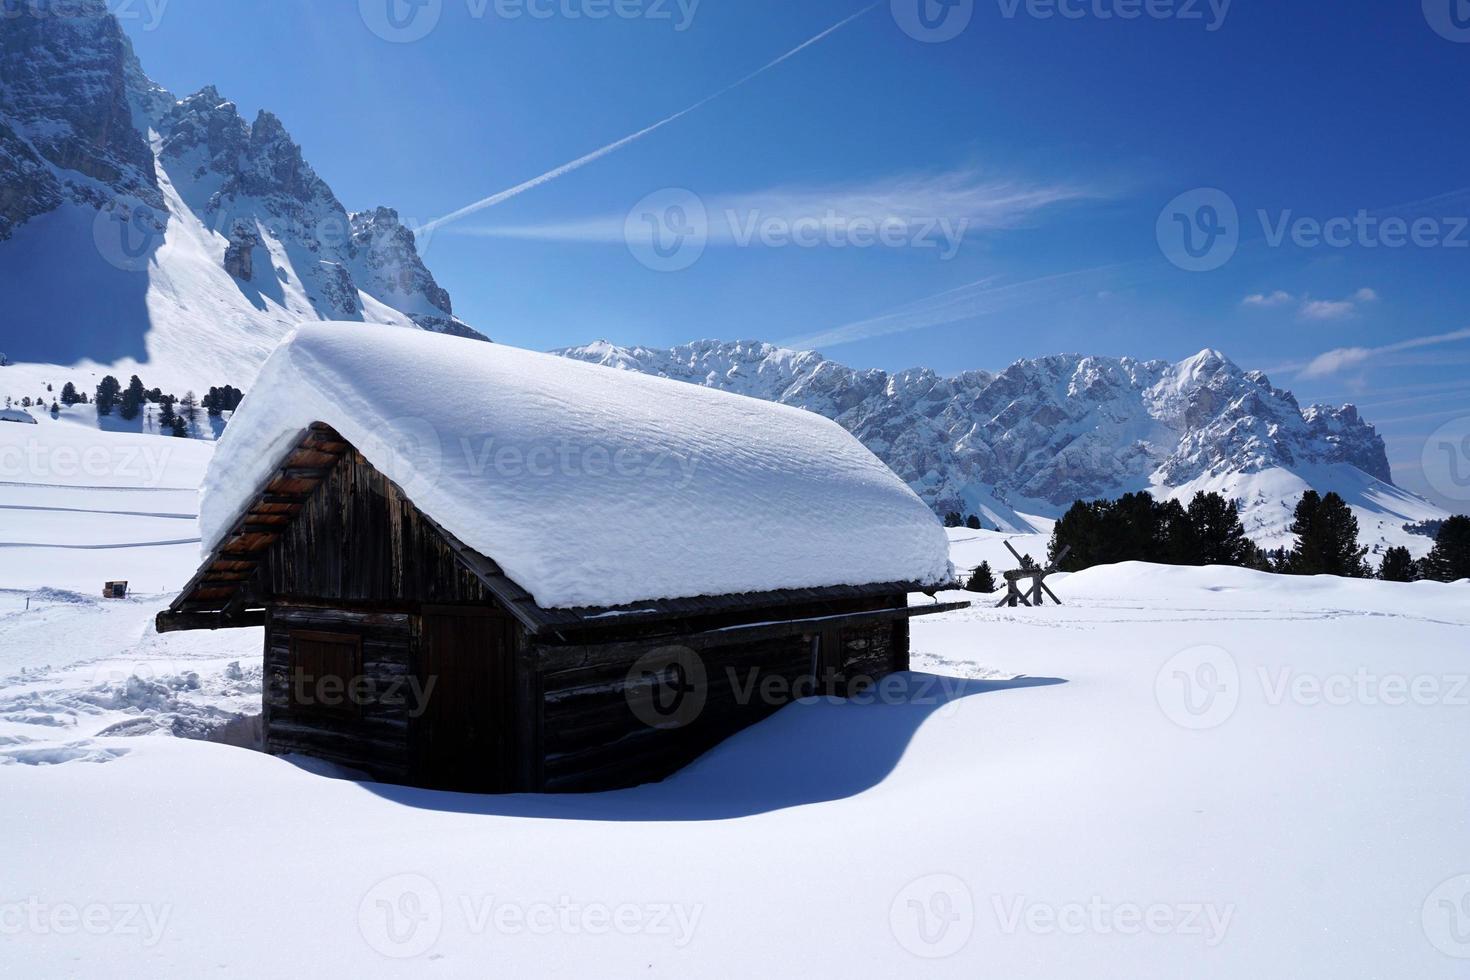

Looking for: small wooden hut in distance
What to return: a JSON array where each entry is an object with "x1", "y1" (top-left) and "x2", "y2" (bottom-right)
[{"x1": 160, "y1": 323, "x2": 962, "y2": 793}]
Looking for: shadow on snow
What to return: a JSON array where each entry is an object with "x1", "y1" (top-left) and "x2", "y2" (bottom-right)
[{"x1": 345, "y1": 671, "x2": 1067, "y2": 822}]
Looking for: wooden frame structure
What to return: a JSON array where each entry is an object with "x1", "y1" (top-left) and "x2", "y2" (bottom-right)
[
  {"x1": 995, "y1": 542, "x2": 1068, "y2": 608},
  {"x1": 159, "y1": 424, "x2": 967, "y2": 793}
]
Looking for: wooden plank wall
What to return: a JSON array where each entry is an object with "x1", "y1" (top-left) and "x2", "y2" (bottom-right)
[
  {"x1": 532, "y1": 606, "x2": 910, "y2": 793},
  {"x1": 264, "y1": 605, "x2": 416, "y2": 782},
  {"x1": 258, "y1": 450, "x2": 494, "y2": 606}
]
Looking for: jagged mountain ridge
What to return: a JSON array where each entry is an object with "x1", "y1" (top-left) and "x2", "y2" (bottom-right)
[
  {"x1": 0, "y1": 0, "x2": 480, "y2": 392},
  {"x1": 558, "y1": 340, "x2": 1443, "y2": 551}
]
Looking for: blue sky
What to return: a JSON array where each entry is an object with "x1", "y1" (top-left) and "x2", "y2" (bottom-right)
[{"x1": 123, "y1": 0, "x2": 1470, "y2": 508}]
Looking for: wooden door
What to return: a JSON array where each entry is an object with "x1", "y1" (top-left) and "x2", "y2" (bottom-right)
[{"x1": 415, "y1": 610, "x2": 517, "y2": 793}]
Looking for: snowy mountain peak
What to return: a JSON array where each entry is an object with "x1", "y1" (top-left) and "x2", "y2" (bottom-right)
[
  {"x1": 0, "y1": 0, "x2": 485, "y2": 389},
  {"x1": 556, "y1": 339, "x2": 1431, "y2": 549}
]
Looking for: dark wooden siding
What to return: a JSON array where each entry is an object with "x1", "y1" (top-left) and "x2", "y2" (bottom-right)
[
  {"x1": 235, "y1": 434, "x2": 927, "y2": 794},
  {"x1": 415, "y1": 609, "x2": 521, "y2": 792},
  {"x1": 264, "y1": 605, "x2": 416, "y2": 782},
  {"x1": 530, "y1": 605, "x2": 910, "y2": 792},
  {"x1": 255, "y1": 450, "x2": 495, "y2": 607}
]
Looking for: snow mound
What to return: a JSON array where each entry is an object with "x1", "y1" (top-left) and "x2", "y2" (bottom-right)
[{"x1": 200, "y1": 324, "x2": 953, "y2": 609}]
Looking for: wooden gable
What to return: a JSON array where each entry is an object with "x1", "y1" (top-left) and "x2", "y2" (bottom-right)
[{"x1": 159, "y1": 424, "x2": 544, "y2": 633}]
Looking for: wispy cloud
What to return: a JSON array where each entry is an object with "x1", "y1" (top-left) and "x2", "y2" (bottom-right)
[
  {"x1": 1299, "y1": 299, "x2": 1357, "y2": 321},
  {"x1": 420, "y1": 3, "x2": 880, "y2": 234},
  {"x1": 1243, "y1": 287, "x2": 1379, "y2": 321},
  {"x1": 1301, "y1": 287, "x2": 1379, "y2": 321},
  {"x1": 1242, "y1": 290, "x2": 1293, "y2": 308},
  {"x1": 1298, "y1": 327, "x2": 1470, "y2": 379},
  {"x1": 453, "y1": 169, "x2": 1096, "y2": 249}
]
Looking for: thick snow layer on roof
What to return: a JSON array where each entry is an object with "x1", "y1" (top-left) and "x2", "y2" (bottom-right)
[{"x1": 199, "y1": 323, "x2": 952, "y2": 609}]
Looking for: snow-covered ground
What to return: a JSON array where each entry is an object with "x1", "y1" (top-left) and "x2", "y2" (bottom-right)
[
  {"x1": 0, "y1": 407, "x2": 214, "y2": 594},
  {"x1": 3, "y1": 421, "x2": 1468, "y2": 978}
]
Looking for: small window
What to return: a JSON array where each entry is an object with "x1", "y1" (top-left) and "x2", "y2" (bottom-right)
[{"x1": 288, "y1": 630, "x2": 362, "y2": 718}]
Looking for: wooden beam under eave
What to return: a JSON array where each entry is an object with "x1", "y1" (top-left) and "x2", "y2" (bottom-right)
[{"x1": 155, "y1": 609, "x2": 267, "y2": 634}]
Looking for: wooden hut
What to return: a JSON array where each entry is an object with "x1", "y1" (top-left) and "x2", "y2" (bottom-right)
[{"x1": 159, "y1": 324, "x2": 963, "y2": 793}]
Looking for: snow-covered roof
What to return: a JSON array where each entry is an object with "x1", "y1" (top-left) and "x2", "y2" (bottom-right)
[{"x1": 199, "y1": 323, "x2": 951, "y2": 609}]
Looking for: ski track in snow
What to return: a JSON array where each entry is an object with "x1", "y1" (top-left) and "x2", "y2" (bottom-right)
[{"x1": 0, "y1": 504, "x2": 197, "y2": 519}]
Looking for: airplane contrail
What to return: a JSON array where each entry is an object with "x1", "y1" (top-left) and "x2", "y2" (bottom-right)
[{"x1": 420, "y1": 2, "x2": 881, "y2": 234}]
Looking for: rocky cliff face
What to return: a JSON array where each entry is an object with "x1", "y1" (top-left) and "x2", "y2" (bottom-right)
[
  {"x1": 557, "y1": 340, "x2": 1394, "y2": 527},
  {"x1": 0, "y1": 0, "x2": 484, "y2": 357},
  {"x1": 0, "y1": 2, "x2": 160, "y2": 237}
]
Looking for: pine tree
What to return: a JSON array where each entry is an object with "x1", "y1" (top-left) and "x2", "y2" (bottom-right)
[
  {"x1": 60, "y1": 382, "x2": 80, "y2": 406},
  {"x1": 170, "y1": 416, "x2": 188, "y2": 438},
  {"x1": 1286, "y1": 491, "x2": 1368, "y2": 577},
  {"x1": 1157, "y1": 497, "x2": 1195, "y2": 564},
  {"x1": 1422, "y1": 515, "x2": 1470, "y2": 583},
  {"x1": 943, "y1": 511, "x2": 963, "y2": 528},
  {"x1": 180, "y1": 390, "x2": 199, "y2": 429},
  {"x1": 1240, "y1": 540, "x2": 1273, "y2": 572},
  {"x1": 119, "y1": 375, "x2": 145, "y2": 421},
  {"x1": 1378, "y1": 546, "x2": 1416, "y2": 582},
  {"x1": 1186, "y1": 491, "x2": 1251, "y2": 566},
  {"x1": 964, "y1": 561, "x2": 997, "y2": 593},
  {"x1": 1050, "y1": 499, "x2": 1105, "y2": 571},
  {"x1": 94, "y1": 375, "x2": 121, "y2": 417},
  {"x1": 965, "y1": 514, "x2": 983, "y2": 530}
]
